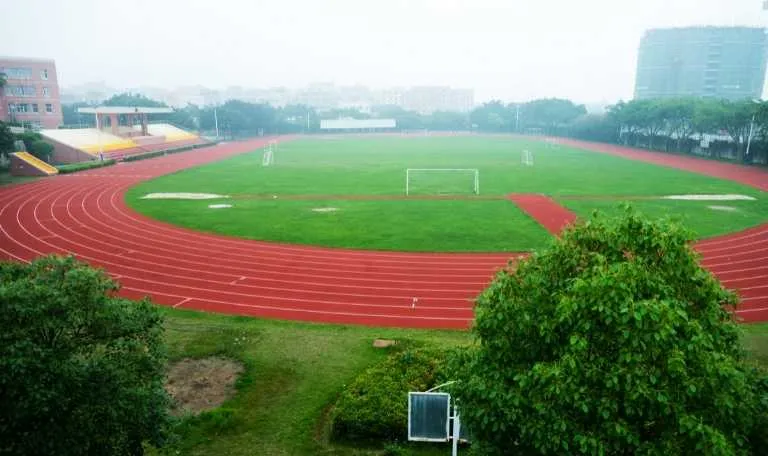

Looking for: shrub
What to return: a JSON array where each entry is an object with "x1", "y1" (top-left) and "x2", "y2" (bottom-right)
[
  {"x1": 0, "y1": 255, "x2": 171, "y2": 455},
  {"x1": 121, "y1": 142, "x2": 212, "y2": 163},
  {"x1": 331, "y1": 347, "x2": 449, "y2": 442},
  {"x1": 57, "y1": 159, "x2": 116, "y2": 174},
  {"x1": 451, "y1": 207, "x2": 768, "y2": 455}
]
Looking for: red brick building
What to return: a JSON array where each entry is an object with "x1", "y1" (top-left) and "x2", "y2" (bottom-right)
[{"x1": 0, "y1": 57, "x2": 63, "y2": 129}]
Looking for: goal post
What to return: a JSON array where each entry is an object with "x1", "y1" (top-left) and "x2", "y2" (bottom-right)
[
  {"x1": 405, "y1": 168, "x2": 479, "y2": 196},
  {"x1": 521, "y1": 149, "x2": 534, "y2": 166},
  {"x1": 262, "y1": 140, "x2": 277, "y2": 166}
]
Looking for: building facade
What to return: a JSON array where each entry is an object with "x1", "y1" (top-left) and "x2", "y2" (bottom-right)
[
  {"x1": 402, "y1": 86, "x2": 475, "y2": 114},
  {"x1": 634, "y1": 27, "x2": 768, "y2": 100},
  {"x1": 0, "y1": 57, "x2": 63, "y2": 129}
]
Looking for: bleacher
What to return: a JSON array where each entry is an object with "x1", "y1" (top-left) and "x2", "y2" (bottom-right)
[{"x1": 41, "y1": 123, "x2": 206, "y2": 164}]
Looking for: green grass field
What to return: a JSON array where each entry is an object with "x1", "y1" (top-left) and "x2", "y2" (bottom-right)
[
  {"x1": 127, "y1": 136, "x2": 767, "y2": 252},
  {"x1": 154, "y1": 308, "x2": 768, "y2": 456}
]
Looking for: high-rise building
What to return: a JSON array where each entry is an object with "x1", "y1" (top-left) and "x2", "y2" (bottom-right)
[
  {"x1": 634, "y1": 27, "x2": 768, "y2": 100},
  {"x1": 0, "y1": 56, "x2": 63, "y2": 129}
]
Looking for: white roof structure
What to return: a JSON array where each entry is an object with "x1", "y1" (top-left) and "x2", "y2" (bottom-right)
[{"x1": 77, "y1": 106, "x2": 173, "y2": 114}]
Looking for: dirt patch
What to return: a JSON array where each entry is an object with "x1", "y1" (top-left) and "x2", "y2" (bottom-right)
[
  {"x1": 208, "y1": 204, "x2": 233, "y2": 209},
  {"x1": 311, "y1": 207, "x2": 339, "y2": 213},
  {"x1": 166, "y1": 357, "x2": 244, "y2": 415}
]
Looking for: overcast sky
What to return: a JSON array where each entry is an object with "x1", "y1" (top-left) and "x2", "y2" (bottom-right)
[{"x1": 2, "y1": 0, "x2": 766, "y2": 103}]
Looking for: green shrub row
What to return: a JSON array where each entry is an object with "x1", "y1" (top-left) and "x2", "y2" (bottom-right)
[
  {"x1": 121, "y1": 141, "x2": 215, "y2": 163},
  {"x1": 330, "y1": 347, "x2": 449, "y2": 442},
  {"x1": 56, "y1": 159, "x2": 116, "y2": 174}
]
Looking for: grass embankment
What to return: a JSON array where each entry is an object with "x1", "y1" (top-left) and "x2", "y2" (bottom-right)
[{"x1": 155, "y1": 308, "x2": 768, "y2": 455}]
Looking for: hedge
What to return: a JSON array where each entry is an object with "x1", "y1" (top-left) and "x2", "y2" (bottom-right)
[
  {"x1": 57, "y1": 159, "x2": 117, "y2": 174},
  {"x1": 121, "y1": 142, "x2": 216, "y2": 163},
  {"x1": 330, "y1": 347, "x2": 449, "y2": 442}
]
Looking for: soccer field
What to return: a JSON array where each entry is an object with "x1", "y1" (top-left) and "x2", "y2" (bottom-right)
[{"x1": 126, "y1": 136, "x2": 768, "y2": 252}]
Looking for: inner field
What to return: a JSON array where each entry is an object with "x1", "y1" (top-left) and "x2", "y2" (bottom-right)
[{"x1": 126, "y1": 136, "x2": 767, "y2": 252}]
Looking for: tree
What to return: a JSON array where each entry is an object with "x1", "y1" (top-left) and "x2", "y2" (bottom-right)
[
  {"x1": 0, "y1": 72, "x2": 6, "y2": 88},
  {"x1": 0, "y1": 121, "x2": 15, "y2": 160},
  {"x1": 470, "y1": 101, "x2": 511, "y2": 132},
  {"x1": 29, "y1": 140, "x2": 54, "y2": 162},
  {"x1": 0, "y1": 255, "x2": 171, "y2": 456},
  {"x1": 103, "y1": 92, "x2": 167, "y2": 108},
  {"x1": 452, "y1": 209, "x2": 768, "y2": 455},
  {"x1": 520, "y1": 98, "x2": 587, "y2": 135}
]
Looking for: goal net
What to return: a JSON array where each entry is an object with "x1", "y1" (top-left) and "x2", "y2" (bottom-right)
[
  {"x1": 521, "y1": 149, "x2": 534, "y2": 166},
  {"x1": 262, "y1": 140, "x2": 277, "y2": 166},
  {"x1": 405, "y1": 169, "x2": 479, "y2": 196}
]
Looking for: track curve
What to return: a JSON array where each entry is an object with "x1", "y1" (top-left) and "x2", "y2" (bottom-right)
[{"x1": 0, "y1": 138, "x2": 766, "y2": 327}]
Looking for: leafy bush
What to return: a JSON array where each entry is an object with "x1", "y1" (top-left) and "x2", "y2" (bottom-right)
[
  {"x1": 121, "y1": 142, "x2": 211, "y2": 162},
  {"x1": 0, "y1": 255, "x2": 171, "y2": 455},
  {"x1": 57, "y1": 159, "x2": 116, "y2": 174},
  {"x1": 29, "y1": 140, "x2": 54, "y2": 161},
  {"x1": 331, "y1": 347, "x2": 449, "y2": 442},
  {"x1": 451, "y1": 208, "x2": 768, "y2": 455}
]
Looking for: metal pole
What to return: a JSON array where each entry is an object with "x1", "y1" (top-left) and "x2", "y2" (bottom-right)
[
  {"x1": 746, "y1": 113, "x2": 756, "y2": 158},
  {"x1": 515, "y1": 104, "x2": 520, "y2": 132},
  {"x1": 406, "y1": 169, "x2": 409, "y2": 196},
  {"x1": 214, "y1": 107, "x2": 219, "y2": 138},
  {"x1": 451, "y1": 404, "x2": 460, "y2": 456},
  {"x1": 96, "y1": 113, "x2": 103, "y2": 159}
]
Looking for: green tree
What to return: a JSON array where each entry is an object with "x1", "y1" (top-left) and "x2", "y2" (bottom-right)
[
  {"x1": 0, "y1": 121, "x2": 15, "y2": 160},
  {"x1": 29, "y1": 139, "x2": 54, "y2": 162},
  {"x1": 452, "y1": 209, "x2": 768, "y2": 455},
  {"x1": 103, "y1": 92, "x2": 167, "y2": 107},
  {"x1": 0, "y1": 255, "x2": 171, "y2": 456},
  {"x1": 0, "y1": 72, "x2": 6, "y2": 88}
]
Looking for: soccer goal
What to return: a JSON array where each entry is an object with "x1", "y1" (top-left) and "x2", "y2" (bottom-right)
[
  {"x1": 262, "y1": 140, "x2": 277, "y2": 166},
  {"x1": 405, "y1": 169, "x2": 479, "y2": 196},
  {"x1": 521, "y1": 150, "x2": 534, "y2": 166}
]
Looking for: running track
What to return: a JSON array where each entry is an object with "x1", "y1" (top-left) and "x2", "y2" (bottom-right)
[{"x1": 0, "y1": 137, "x2": 766, "y2": 328}]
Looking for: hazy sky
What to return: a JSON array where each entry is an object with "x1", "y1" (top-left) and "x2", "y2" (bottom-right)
[{"x1": 2, "y1": 0, "x2": 766, "y2": 103}]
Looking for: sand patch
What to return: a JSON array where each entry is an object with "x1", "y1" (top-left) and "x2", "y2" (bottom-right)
[
  {"x1": 165, "y1": 357, "x2": 244, "y2": 416},
  {"x1": 662, "y1": 194, "x2": 755, "y2": 201},
  {"x1": 141, "y1": 192, "x2": 229, "y2": 200},
  {"x1": 311, "y1": 207, "x2": 339, "y2": 213},
  {"x1": 708, "y1": 205, "x2": 738, "y2": 212},
  {"x1": 208, "y1": 204, "x2": 232, "y2": 209}
]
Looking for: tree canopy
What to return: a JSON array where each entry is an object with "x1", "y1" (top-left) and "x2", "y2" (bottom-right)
[
  {"x1": 0, "y1": 255, "x2": 171, "y2": 456},
  {"x1": 451, "y1": 209, "x2": 768, "y2": 455}
]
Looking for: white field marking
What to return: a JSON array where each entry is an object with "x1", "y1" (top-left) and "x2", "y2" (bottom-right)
[
  {"x1": 708, "y1": 205, "x2": 738, "y2": 212},
  {"x1": 141, "y1": 192, "x2": 229, "y2": 200},
  {"x1": 208, "y1": 204, "x2": 232, "y2": 209},
  {"x1": 661, "y1": 194, "x2": 756, "y2": 201},
  {"x1": 311, "y1": 207, "x2": 339, "y2": 213}
]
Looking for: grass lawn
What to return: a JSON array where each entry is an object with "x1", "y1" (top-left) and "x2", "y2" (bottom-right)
[
  {"x1": 127, "y1": 136, "x2": 767, "y2": 252},
  {"x1": 154, "y1": 308, "x2": 768, "y2": 456},
  {"x1": 155, "y1": 308, "x2": 467, "y2": 456},
  {"x1": 0, "y1": 171, "x2": 40, "y2": 187}
]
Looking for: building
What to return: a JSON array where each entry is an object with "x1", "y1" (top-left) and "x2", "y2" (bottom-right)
[
  {"x1": 402, "y1": 86, "x2": 475, "y2": 114},
  {"x1": 0, "y1": 57, "x2": 63, "y2": 129},
  {"x1": 634, "y1": 27, "x2": 768, "y2": 100}
]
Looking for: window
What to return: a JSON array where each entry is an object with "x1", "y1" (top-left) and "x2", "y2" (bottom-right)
[
  {"x1": 32, "y1": 103, "x2": 38, "y2": 113},
  {"x1": 7, "y1": 103, "x2": 16, "y2": 113},
  {"x1": 0, "y1": 67, "x2": 32, "y2": 79},
  {"x1": 42, "y1": 87, "x2": 49, "y2": 97},
  {"x1": 40, "y1": 69, "x2": 48, "y2": 80},
  {"x1": 3, "y1": 85, "x2": 36, "y2": 97},
  {"x1": 45, "y1": 104, "x2": 53, "y2": 113}
]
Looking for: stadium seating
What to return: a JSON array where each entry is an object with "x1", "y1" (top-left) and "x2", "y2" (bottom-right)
[{"x1": 41, "y1": 128, "x2": 137, "y2": 156}]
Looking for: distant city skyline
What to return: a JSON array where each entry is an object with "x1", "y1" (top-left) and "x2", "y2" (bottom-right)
[{"x1": 3, "y1": 0, "x2": 767, "y2": 106}]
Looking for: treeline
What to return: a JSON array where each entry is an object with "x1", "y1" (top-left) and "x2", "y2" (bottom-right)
[{"x1": 61, "y1": 93, "x2": 768, "y2": 164}]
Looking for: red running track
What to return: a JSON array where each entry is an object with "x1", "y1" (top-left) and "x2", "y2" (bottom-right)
[
  {"x1": 507, "y1": 194, "x2": 577, "y2": 234},
  {"x1": 0, "y1": 137, "x2": 766, "y2": 327}
]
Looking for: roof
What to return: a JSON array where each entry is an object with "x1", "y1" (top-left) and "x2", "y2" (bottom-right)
[
  {"x1": 77, "y1": 106, "x2": 173, "y2": 114},
  {"x1": 0, "y1": 56, "x2": 56, "y2": 63}
]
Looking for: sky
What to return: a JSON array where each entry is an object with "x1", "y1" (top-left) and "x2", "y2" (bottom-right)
[{"x1": 2, "y1": 0, "x2": 767, "y2": 103}]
